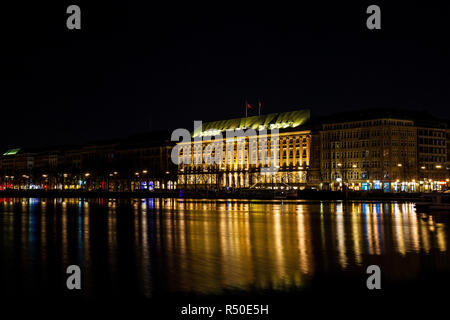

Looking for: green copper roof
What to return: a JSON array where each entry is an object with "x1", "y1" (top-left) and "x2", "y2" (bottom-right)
[
  {"x1": 193, "y1": 109, "x2": 310, "y2": 137},
  {"x1": 3, "y1": 148, "x2": 21, "y2": 156}
]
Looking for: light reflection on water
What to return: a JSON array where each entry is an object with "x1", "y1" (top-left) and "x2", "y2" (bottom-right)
[{"x1": 0, "y1": 198, "x2": 448, "y2": 297}]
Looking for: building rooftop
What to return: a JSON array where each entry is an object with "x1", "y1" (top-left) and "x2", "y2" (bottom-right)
[
  {"x1": 0, "y1": 131, "x2": 174, "y2": 157},
  {"x1": 193, "y1": 109, "x2": 310, "y2": 137},
  {"x1": 314, "y1": 108, "x2": 449, "y2": 128},
  {"x1": 2, "y1": 148, "x2": 21, "y2": 156}
]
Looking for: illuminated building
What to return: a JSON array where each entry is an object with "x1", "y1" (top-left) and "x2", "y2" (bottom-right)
[
  {"x1": 320, "y1": 112, "x2": 418, "y2": 191},
  {"x1": 319, "y1": 110, "x2": 449, "y2": 191},
  {"x1": 1, "y1": 147, "x2": 36, "y2": 190},
  {"x1": 114, "y1": 132, "x2": 176, "y2": 190},
  {"x1": 176, "y1": 109, "x2": 320, "y2": 189},
  {"x1": 448, "y1": 126, "x2": 450, "y2": 183},
  {"x1": 417, "y1": 121, "x2": 449, "y2": 191},
  {"x1": 0, "y1": 132, "x2": 177, "y2": 191},
  {"x1": 1, "y1": 108, "x2": 449, "y2": 193}
]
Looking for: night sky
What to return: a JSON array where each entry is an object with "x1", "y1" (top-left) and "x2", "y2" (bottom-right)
[{"x1": 1, "y1": 2, "x2": 448, "y2": 150}]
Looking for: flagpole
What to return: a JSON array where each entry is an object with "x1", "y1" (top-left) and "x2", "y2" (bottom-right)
[
  {"x1": 258, "y1": 97, "x2": 261, "y2": 116},
  {"x1": 245, "y1": 98, "x2": 247, "y2": 118}
]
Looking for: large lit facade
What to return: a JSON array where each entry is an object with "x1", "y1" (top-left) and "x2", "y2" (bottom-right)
[{"x1": 177, "y1": 110, "x2": 320, "y2": 190}]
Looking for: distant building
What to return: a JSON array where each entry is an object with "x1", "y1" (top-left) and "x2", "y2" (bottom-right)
[
  {"x1": 319, "y1": 109, "x2": 449, "y2": 191},
  {"x1": 416, "y1": 120, "x2": 448, "y2": 191},
  {"x1": 320, "y1": 117, "x2": 418, "y2": 191},
  {"x1": 0, "y1": 132, "x2": 177, "y2": 191}
]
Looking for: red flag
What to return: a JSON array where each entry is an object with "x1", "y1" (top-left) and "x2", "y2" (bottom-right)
[{"x1": 247, "y1": 103, "x2": 252, "y2": 109}]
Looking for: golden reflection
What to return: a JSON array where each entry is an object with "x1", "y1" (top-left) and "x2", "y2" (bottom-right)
[
  {"x1": 0, "y1": 198, "x2": 449, "y2": 296},
  {"x1": 297, "y1": 206, "x2": 313, "y2": 275},
  {"x1": 319, "y1": 203, "x2": 327, "y2": 267},
  {"x1": 408, "y1": 206, "x2": 420, "y2": 252},
  {"x1": 436, "y1": 223, "x2": 447, "y2": 252},
  {"x1": 371, "y1": 207, "x2": 381, "y2": 255},
  {"x1": 136, "y1": 203, "x2": 152, "y2": 298},
  {"x1": 162, "y1": 200, "x2": 447, "y2": 294},
  {"x1": 392, "y1": 203, "x2": 406, "y2": 256},
  {"x1": 272, "y1": 209, "x2": 285, "y2": 287},
  {"x1": 108, "y1": 202, "x2": 118, "y2": 292},
  {"x1": 335, "y1": 202, "x2": 348, "y2": 269},
  {"x1": 61, "y1": 199, "x2": 69, "y2": 267},
  {"x1": 351, "y1": 208, "x2": 363, "y2": 265}
]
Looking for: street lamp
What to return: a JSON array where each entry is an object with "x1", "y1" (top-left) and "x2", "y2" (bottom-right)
[
  {"x1": 165, "y1": 171, "x2": 171, "y2": 190},
  {"x1": 142, "y1": 170, "x2": 149, "y2": 191},
  {"x1": 84, "y1": 173, "x2": 90, "y2": 191},
  {"x1": 62, "y1": 173, "x2": 68, "y2": 190}
]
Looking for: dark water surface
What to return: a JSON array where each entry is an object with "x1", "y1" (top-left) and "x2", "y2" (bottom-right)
[{"x1": 0, "y1": 197, "x2": 449, "y2": 302}]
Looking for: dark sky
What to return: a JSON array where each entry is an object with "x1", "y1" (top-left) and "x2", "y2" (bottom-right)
[{"x1": 1, "y1": 2, "x2": 448, "y2": 150}]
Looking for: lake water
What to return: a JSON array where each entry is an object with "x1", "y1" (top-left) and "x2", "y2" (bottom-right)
[{"x1": 0, "y1": 198, "x2": 449, "y2": 300}]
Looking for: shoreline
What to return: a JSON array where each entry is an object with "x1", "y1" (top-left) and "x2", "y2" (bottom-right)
[{"x1": 0, "y1": 189, "x2": 426, "y2": 201}]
